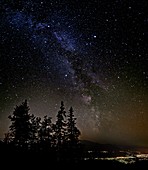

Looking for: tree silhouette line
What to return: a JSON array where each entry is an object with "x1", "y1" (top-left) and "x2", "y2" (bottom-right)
[{"x1": 2, "y1": 100, "x2": 83, "y2": 162}]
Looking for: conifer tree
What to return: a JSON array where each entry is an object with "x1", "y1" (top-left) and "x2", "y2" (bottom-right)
[
  {"x1": 55, "y1": 101, "x2": 66, "y2": 148},
  {"x1": 30, "y1": 115, "x2": 41, "y2": 143},
  {"x1": 66, "y1": 107, "x2": 81, "y2": 145},
  {"x1": 39, "y1": 115, "x2": 53, "y2": 149},
  {"x1": 7, "y1": 100, "x2": 32, "y2": 148}
]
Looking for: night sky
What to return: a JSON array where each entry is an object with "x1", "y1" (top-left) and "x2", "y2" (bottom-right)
[{"x1": 0, "y1": 0, "x2": 148, "y2": 147}]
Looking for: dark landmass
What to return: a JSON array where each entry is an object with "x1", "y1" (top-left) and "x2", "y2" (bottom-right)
[
  {"x1": 1, "y1": 139, "x2": 148, "y2": 169},
  {"x1": 1, "y1": 154, "x2": 148, "y2": 170},
  {"x1": 81, "y1": 139, "x2": 148, "y2": 153}
]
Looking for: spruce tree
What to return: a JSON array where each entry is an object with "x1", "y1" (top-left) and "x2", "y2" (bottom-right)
[
  {"x1": 55, "y1": 101, "x2": 66, "y2": 148},
  {"x1": 7, "y1": 100, "x2": 32, "y2": 148},
  {"x1": 66, "y1": 107, "x2": 82, "y2": 161},
  {"x1": 30, "y1": 115, "x2": 41, "y2": 144},
  {"x1": 39, "y1": 115, "x2": 53, "y2": 149},
  {"x1": 66, "y1": 107, "x2": 81, "y2": 145}
]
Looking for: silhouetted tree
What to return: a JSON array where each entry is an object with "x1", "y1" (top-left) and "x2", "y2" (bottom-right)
[
  {"x1": 30, "y1": 115, "x2": 41, "y2": 142},
  {"x1": 29, "y1": 115, "x2": 41, "y2": 152},
  {"x1": 66, "y1": 107, "x2": 81, "y2": 145},
  {"x1": 64, "y1": 107, "x2": 82, "y2": 161},
  {"x1": 39, "y1": 115, "x2": 53, "y2": 150},
  {"x1": 7, "y1": 100, "x2": 32, "y2": 149},
  {"x1": 55, "y1": 101, "x2": 66, "y2": 149}
]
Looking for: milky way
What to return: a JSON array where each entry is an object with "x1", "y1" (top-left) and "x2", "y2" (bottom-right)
[{"x1": 0, "y1": 0, "x2": 148, "y2": 146}]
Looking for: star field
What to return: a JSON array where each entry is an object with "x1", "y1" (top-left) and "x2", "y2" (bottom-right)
[{"x1": 0, "y1": 0, "x2": 148, "y2": 146}]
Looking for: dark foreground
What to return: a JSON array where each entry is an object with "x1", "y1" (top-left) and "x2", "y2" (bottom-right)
[{"x1": 2, "y1": 153, "x2": 148, "y2": 170}]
